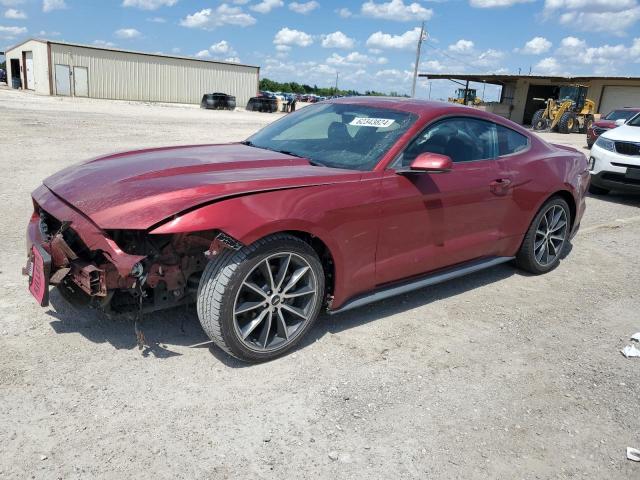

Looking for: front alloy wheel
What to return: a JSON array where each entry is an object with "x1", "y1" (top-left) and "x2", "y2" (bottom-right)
[{"x1": 233, "y1": 252, "x2": 318, "y2": 352}]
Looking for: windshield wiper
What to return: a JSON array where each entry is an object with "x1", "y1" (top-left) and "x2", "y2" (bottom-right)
[{"x1": 240, "y1": 140, "x2": 253, "y2": 146}]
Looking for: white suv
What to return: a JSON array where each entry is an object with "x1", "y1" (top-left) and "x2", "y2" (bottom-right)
[{"x1": 589, "y1": 114, "x2": 640, "y2": 195}]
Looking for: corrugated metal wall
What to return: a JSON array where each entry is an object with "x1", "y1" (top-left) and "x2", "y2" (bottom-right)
[{"x1": 50, "y1": 44, "x2": 258, "y2": 106}]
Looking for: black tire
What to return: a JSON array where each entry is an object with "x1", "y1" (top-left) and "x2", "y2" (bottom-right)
[
  {"x1": 588, "y1": 183, "x2": 609, "y2": 195},
  {"x1": 582, "y1": 115, "x2": 594, "y2": 134},
  {"x1": 558, "y1": 112, "x2": 577, "y2": 134},
  {"x1": 515, "y1": 197, "x2": 571, "y2": 275},
  {"x1": 197, "y1": 233, "x2": 325, "y2": 362},
  {"x1": 531, "y1": 109, "x2": 547, "y2": 130}
]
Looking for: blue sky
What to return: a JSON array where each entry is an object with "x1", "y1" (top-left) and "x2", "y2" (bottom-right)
[{"x1": 1, "y1": 0, "x2": 640, "y2": 100}]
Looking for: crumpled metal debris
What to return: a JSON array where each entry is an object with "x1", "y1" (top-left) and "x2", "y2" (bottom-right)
[
  {"x1": 631, "y1": 332, "x2": 640, "y2": 343},
  {"x1": 627, "y1": 447, "x2": 640, "y2": 462}
]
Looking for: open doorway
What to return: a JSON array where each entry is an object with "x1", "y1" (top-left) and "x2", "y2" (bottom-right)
[
  {"x1": 523, "y1": 84, "x2": 558, "y2": 125},
  {"x1": 10, "y1": 58, "x2": 20, "y2": 89}
]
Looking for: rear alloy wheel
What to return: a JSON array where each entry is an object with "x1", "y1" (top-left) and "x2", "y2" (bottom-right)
[
  {"x1": 197, "y1": 234, "x2": 325, "y2": 362},
  {"x1": 515, "y1": 197, "x2": 571, "y2": 274}
]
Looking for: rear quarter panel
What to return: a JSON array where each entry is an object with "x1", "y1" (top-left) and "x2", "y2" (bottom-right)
[{"x1": 500, "y1": 141, "x2": 588, "y2": 245}]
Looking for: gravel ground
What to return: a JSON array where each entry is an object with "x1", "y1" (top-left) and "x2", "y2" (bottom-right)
[{"x1": 1, "y1": 88, "x2": 639, "y2": 479}]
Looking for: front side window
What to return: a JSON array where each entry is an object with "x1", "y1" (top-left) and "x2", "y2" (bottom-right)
[
  {"x1": 246, "y1": 103, "x2": 417, "y2": 171},
  {"x1": 395, "y1": 117, "x2": 499, "y2": 167}
]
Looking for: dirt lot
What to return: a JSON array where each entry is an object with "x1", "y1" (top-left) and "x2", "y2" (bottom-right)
[{"x1": 1, "y1": 88, "x2": 639, "y2": 479}]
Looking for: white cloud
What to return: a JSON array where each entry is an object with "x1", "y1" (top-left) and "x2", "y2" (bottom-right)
[
  {"x1": 336, "y1": 7, "x2": 352, "y2": 17},
  {"x1": 115, "y1": 28, "x2": 141, "y2": 39},
  {"x1": 224, "y1": 56, "x2": 241, "y2": 63},
  {"x1": 210, "y1": 40, "x2": 232, "y2": 54},
  {"x1": 0, "y1": 24, "x2": 25, "y2": 37},
  {"x1": 366, "y1": 27, "x2": 422, "y2": 50},
  {"x1": 180, "y1": 5, "x2": 256, "y2": 29},
  {"x1": 534, "y1": 57, "x2": 563, "y2": 75},
  {"x1": 326, "y1": 51, "x2": 387, "y2": 66},
  {"x1": 147, "y1": 16, "x2": 166, "y2": 22},
  {"x1": 448, "y1": 39, "x2": 474, "y2": 53},
  {"x1": 289, "y1": 1, "x2": 319, "y2": 13},
  {"x1": 37, "y1": 29, "x2": 60, "y2": 36},
  {"x1": 93, "y1": 40, "x2": 116, "y2": 47},
  {"x1": 273, "y1": 27, "x2": 313, "y2": 47},
  {"x1": 361, "y1": 0, "x2": 433, "y2": 21},
  {"x1": 420, "y1": 59, "x2": 447, "y2": 72},
  {"x1": 518, "y1": 36, "x2": 552, "y2": 54},
  {"x1": 250, "y1": 0, "x2": 283, "y2": 13},
  {"x1": 4, "y1": 8, "x2": 26, "y2": 18},
  {"x1": 321, "y1": 31, "x2": 355, "y2": 49},
  {"x1": 194, "y1": 49, "x2": 211, "y2": 58},
  {"x1": 43, "y1": 0, "x2": 66, "y2": 12},
  {"x1": 122, "y1": 0, "x2": 177, "y2": 9},
  {"x1": 544, "y1": 0, "x2": 640, "y2": 33},
  {"x1": 171, "y1": 47, "x2": 180, "y2": 53},
  {"x1": 275, "y1": 44, "x2": 291, "y2": 52},
  {"x1": 470, "y1": 0, "x2": 533, "y2": 7}
]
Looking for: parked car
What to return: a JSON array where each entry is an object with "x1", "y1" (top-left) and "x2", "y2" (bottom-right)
[
  {"x1": 587, "y1": 107, "x2": 640, "y2": 148},
  {"x1": 0, "y1": 68, "x2": 6, "y2": 83},
  {"x1": 588, "y1": 113, "x2": 640, "y2": 194},
  {"x1": 201, "y1": 93, "x2": 236, "y2": 110},
  {"x1": 24, "y1": 98, "x2": 588, "y2": 362},
  {"x1": 246, "y1": 96, "x2": 278, "y2": 113}
]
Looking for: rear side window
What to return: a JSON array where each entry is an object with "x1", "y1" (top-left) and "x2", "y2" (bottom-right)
[{"x1": 496, "y1": 125, "x2": 528, "y2": 156}]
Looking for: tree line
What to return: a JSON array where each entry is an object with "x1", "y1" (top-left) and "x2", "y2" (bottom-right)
[{"x1": 259, "y1": 77, "x2": 405, "y2": 97}]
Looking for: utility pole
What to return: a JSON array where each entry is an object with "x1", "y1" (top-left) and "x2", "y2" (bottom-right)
[
  {"x1": 410, "y1": 21, "x2": 426, "y2": 98},
  {"x1": 334, "y1": 72, "x2": 339, "y2": 94}
]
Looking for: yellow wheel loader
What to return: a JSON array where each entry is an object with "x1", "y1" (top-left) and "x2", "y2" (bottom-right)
[
  {"x1": 531, "y1": 85, "x2": 595, "y2": 134},
  {"x1": 448, "y1": 88, "x2": 482, "y2": 106}
]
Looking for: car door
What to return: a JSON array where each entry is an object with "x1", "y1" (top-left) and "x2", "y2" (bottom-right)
[{"x1": 375, "y1": 116, "x2": 514, "y2": 286}]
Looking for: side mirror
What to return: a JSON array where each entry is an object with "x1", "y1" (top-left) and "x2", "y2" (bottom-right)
[
  {"x1": 405, "y1": 152, "x2": 453, "y2": 173},
  {"x1": 615, "y1": 119, "x2": 626, "y2": 126}
]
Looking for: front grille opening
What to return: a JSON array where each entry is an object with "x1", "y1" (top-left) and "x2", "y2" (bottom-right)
[{"x1": 614, "y1": 141, "x2": 640, "y2": 156}]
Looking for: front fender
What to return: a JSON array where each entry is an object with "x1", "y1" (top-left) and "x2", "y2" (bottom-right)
[{"x1": 150, "y1": 181, "x2": 383, "y2": 308}]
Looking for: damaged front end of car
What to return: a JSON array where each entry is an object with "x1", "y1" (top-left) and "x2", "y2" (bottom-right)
[{"x1": 24, "y1": 187, "x2": 242, "y2": 317}]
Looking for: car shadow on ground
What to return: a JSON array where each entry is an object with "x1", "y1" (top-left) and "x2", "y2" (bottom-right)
[
  {"x1": 587, "y1": 191, "x2": 640, "y2": 207},
  {"x1": 44, "y1": 255, "x2": 571, "y2": 366}
]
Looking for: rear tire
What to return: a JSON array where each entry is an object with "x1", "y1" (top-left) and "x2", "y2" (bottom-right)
[
  {"x1": 588, "y1": 183, "x2": 609, "y2": 195},
  {"x1": 515, "y1": 197, "x2": 571, "y2": 275},
  {"x1": 197, "y1": 234, "x2": 325, "y2": 362}
]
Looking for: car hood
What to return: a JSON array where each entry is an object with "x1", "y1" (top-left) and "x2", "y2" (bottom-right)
[
  {"x1": 601, "y1": 125, "x2": 640, "y2": 142},
  {"x1": 592, "y1": 120, "x2": 616, "y2": 129},
  {"x1": 43, "y1": 143, "x2": 362, "y2": 230}
]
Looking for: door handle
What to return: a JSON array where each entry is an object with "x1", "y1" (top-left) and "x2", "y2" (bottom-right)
[{"x1": 490, "y1": 178, "x2": 512, "y2": 195}]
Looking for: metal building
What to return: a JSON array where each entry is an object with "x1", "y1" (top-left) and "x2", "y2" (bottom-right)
[{"x1": 4, "y1": 38, "x2": 259, "y2": 106}]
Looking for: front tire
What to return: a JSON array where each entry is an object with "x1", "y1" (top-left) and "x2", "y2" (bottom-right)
[
  {"x1": 531, "y1": 109, "x2": 547, "y2": 130},
  {"x1": 558, "y1": 112, "x2": 577, "y2": 134},
  {"x1": 515, "y1": 197, "x2": 571, "y2": 275},
  {"x1": 197, "y1": 234, "x2": 325, "y2": 362}
]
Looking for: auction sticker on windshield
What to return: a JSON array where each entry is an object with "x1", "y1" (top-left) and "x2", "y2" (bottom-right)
[{"x1": 350, "y1": 117, "x2": 395, "y2": 128}]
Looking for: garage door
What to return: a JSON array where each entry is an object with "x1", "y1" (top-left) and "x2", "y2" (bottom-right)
[{"x1": 599, "y1": 86, "x2": 640, "y2": 115}]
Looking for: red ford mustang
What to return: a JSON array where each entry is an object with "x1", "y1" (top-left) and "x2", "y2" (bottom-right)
[{"x1": 24, "y1": 98, "x2": 589, "y2": 361}]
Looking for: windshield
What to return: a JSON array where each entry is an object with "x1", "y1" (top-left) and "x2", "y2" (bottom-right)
[
  {"x1": 246, "y1": 103, "x2": 417, "y2": 171},
  {"x1": 604, "y1": 110, "x2": 638, "y2": 121},
  {"x1": 558, "y1": 86, "x2": 578, "y2": 101},
  {"x1": 627, "y1": 113, "x2": 640, "y2": 127}
]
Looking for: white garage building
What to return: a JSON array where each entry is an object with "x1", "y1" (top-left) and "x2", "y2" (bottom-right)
[
  {"x1": 4, "y1": 38, "x2": 260, "y2": 106},
  {"x1": 419, "y1": 73, "x2": 640, "y2": 125}
]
